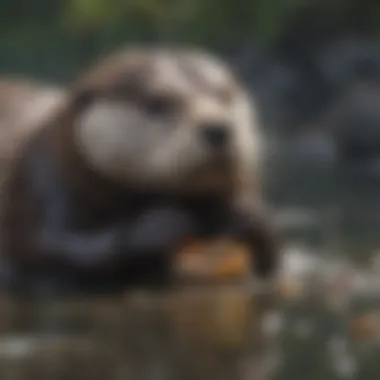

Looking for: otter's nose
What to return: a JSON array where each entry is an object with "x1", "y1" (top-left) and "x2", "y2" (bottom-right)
[{"x1": 200, "y1": 122, "x2": 230, "y2": 148}]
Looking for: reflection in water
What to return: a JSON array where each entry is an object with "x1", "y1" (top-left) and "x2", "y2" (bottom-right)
[
  {"x1": 268, "y1": 152, "x2": 380, "y2": 380},
  {"x1": 0, "y1": 285, "x2": 276, "y2": 380}
]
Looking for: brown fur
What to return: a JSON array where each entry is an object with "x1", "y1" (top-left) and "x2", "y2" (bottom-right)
[
  {"x1": 0, "y1": 78, "x2": 65, "y2": 157},
  {"x1": 0, "y1": 47, "x2": 280, "y2": 295}
]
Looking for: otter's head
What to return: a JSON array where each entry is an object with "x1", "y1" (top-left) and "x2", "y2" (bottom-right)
[{"x1": 70, "y1": 47, "x2": 262, "y2": 194}]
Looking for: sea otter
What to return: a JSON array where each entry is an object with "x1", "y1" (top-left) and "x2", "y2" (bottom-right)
[{"x1": 0, "y1": 46, "x2": 279, "y2": 295}]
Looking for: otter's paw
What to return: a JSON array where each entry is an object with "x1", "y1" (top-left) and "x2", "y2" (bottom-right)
[{"x1": 228, "y1": 207, "x2": 280, "y2": 279}]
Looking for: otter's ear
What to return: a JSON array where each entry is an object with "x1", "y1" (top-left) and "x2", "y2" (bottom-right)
[{"x1": 71, "y1": 90, "x2": 94, "y2": 113}]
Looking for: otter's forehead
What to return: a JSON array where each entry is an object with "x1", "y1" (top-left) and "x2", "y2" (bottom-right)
[
  {"x1": 149, "y1": 51, "x2": 235, "y2": 93},
  {"x1": 74, "y1": 48, "x2": 237, "y2": 98}
]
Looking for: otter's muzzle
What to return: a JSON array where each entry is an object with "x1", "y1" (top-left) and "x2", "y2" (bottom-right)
[{"x1": 200, "y1": 121, "x2": 231, "y2": 149}]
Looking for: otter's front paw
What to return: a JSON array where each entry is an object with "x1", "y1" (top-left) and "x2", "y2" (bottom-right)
[{"x1": 229, "y1": 205, "x2": 280, "y2": 278}]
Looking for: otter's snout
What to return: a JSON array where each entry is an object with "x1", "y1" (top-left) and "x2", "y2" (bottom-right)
[{"x1": 200, "y1": 121, "x2": 231, "y2": 149}]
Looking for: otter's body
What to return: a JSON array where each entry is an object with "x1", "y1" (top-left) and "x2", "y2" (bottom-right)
[
  {"x1": 0, "y1": 78, "x2": 65, "y2": 182},
  {"x1": 0, "y1": 47, "x2": 279, "y2": 295}
]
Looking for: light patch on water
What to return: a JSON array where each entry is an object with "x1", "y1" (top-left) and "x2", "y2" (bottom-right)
[
  {"x1": 280, "y1": 244, "x2": 323, "y2": 279},
  {"x1": 0, "y1": 336, "x2": 38, "y2": 358},
  {"x1": 349, "y1": 272, "x2": 380, "y2": 299},
  {"x1": 293, "y1": 319, "x2": 315, "y2": 339},
  {"x1": 275, "y1": 208, "x2": 322, "y2": 230},
  {"x1": 261, "y1": 311, "x2": 285, "y2": 338},
  {"x1": 327, "y1": 336, "x2": 358, "y2": 379},
  {"x1": 333, "y1": 354, "x2": 358, "y2": 379},
  {"x1": 280, "y1": 242, "x2": 380, "y2": 305}
]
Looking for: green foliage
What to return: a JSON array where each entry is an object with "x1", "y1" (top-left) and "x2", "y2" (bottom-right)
[{"x1": 0, "y1": 0, "x2": 378, "y2": 81}]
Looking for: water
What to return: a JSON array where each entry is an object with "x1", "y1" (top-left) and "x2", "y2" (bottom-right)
[
  {"x1": 1, "y1": 154, "x2": 380, "y2": 380},
  {"x1": 268, "y1": 154, "x2": 380, "y2": 380}
]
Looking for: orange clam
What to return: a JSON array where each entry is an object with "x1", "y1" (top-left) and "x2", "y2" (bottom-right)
[{"x1": 173, "y1": 237, "x2": 252, "y2": 281}]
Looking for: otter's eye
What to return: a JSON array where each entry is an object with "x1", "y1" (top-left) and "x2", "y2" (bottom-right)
[
  {"x1": 73, "y1": 90, "x2": 94, "y2": 111},
  {"x1": 144, "y1": 94, "x2": 179, "y2": 116}
]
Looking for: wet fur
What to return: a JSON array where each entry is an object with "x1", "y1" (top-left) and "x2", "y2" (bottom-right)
[{"x1": 0, "y1": 47, "x2": 279, "y2": 296}]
